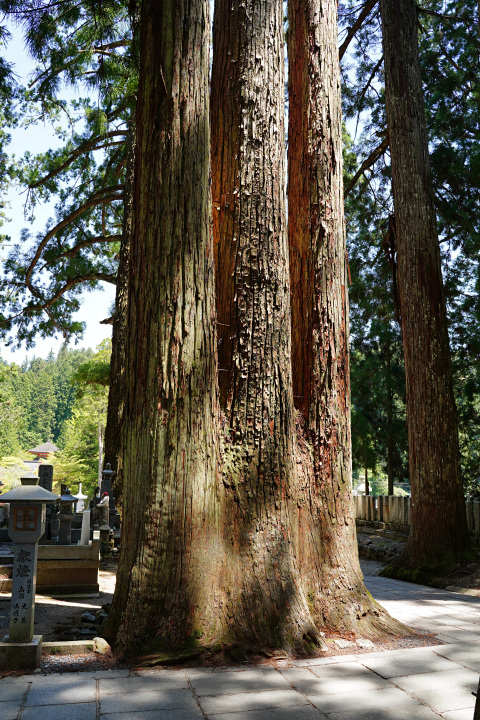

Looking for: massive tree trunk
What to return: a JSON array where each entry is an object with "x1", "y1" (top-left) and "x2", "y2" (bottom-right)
[
  {"x1": 211, "y1": 0, "x2": 328, "y2": 652},
  {"x1": 103, "y1": 123, "x2": 135, "y2": 505},
  {"x1": 104, "y1": 0, "x2": 222, "y2": 655},
  {"x1": 287, "y1": 0, "x2": 401, "y2": 636},
  {"x1": 380, "y1": 0, "x2": 470, "y2": 575}
]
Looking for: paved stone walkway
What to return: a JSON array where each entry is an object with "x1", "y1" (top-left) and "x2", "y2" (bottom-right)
[{"x1": 1, "y1": 573, "x2": 480, "y2": 720}]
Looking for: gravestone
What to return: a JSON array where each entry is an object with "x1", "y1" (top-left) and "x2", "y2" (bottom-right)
[
  {"x1": 58, "y1": 488, "x2": 75, "y2": 545},
  {"x1": 38, "y1": 464, "x2": 53, "y2": 492}
]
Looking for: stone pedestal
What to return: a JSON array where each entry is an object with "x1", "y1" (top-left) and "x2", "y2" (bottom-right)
[{"x1": 0, "y1": 635, "x2": 43, "y2": 671}]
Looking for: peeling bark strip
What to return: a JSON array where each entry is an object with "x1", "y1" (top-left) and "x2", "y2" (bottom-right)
[
  {"x1": 381, "y1": 0, "x2": 469, "y2": 568},
  {"x1": 287, "y1": 0, "x2": 401, "y2": 637},
  {"x1": 212, "y1": 0, "x2": 327, "y2": 651},
  {"x1": 105, "y1": 0, "x2": 222, "y2": 654}
]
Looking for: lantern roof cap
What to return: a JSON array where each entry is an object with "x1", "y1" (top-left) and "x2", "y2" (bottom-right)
[
  {"x1": 0, "y1": 483, "x2": 58, "y2": 503},
  {"x1": 60, "y1": 488, "x2": 76, "y2": 503}
]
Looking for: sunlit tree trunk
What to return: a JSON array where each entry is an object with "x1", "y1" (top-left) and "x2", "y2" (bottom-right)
[
  {"x1": 105, "y1": 0, "x2": 223, "y2": 655},
  {"x1": 287, "y1": 0, "x2": 403, "y2": 635}
]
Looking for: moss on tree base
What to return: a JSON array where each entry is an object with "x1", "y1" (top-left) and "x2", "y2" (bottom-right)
[{"x1": 381, "y1": 547, "x2": 477, "y2": 587}]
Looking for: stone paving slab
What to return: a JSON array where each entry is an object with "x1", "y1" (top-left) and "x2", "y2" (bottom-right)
[
  {"x1": 198, "y1": 688, "x2": 310, "y2": 715},
  {"x1": 327, "y1": 706, "x2": 442, "y2": 720},
  {"x1": 297, "y1": 672, "x2": 391, "y2": 697},
  {"x1": 0, "y1": 681, "x2": 29, "y2": 701},
  {"x1": 0, "y1": 700, "x2": 21, "y2": 720},
  {"x1": 100, "y1": 672, "x2": 189, "y2": 694},
  {"x1": 413, "y1": 683, "x2": 476, "y2": 714},
  {"x1": 281, "y1": 664, "x2": 392, "y2": 695},
  {"x1": 208, "y1": 707, "x2": 324, "y2": 720},
  {"x1": 392, "y1": 666, "x2": 479, "y2": 693},
  {"x1": 100, "y1": 689, "x2": 199, "y2": 716},
  {"x1": 295, "y1": 654, "x2": 357, "y2": 668},
  {"x1": 101, "y1": 709, "x2": 204, "y2": 720},
  {"x1": 189, "y1": 667, "x2": 291, "y2": 696},
  {"x1": 442, "y1": 709, "x2": 476, "y2": 720},
  {"x1": 25, "y1": 680, "x2": 96, "y2": 706},
  {"x1": 20, "y1": 703, "x2": 97, "y2": 720},
  {"x1": 359, "y1": 648, "x2": 464, "y2": 678},
  {"x1": 308, "y1": 686, "x2": 421, "y2": 714}
]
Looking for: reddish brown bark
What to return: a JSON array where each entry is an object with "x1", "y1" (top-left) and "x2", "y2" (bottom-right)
[
  {"x1": 380, "y1": 0, "x2": 470, "y2": 572},
  {"x1": 211, "y1": 0, "x2": 328, "y2": 651},
  {"x1": 287, "y1": 0, "x2": 402, "y2": 635}
]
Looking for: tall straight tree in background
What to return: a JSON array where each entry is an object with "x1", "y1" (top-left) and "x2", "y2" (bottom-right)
[
  {"x1": 380, "y1": 0, "x2": 470, "y2": 576},
  {"x1": 104, "y1": 0, "x2": 223, "y2": 654},
  {"x1": 287, "y1": 0, "x2": 400, "y2": 634}
]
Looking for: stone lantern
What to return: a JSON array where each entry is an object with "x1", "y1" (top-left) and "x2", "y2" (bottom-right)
[
  {"x1": 0, "y1": 474, "x2": 58, "y2": 669},
  {"x1": 58, "y1": 487, "x2": 76, "y2": 545},
  {"x1": 73, "y1": 482, "x2": 88, "y2": 513}
]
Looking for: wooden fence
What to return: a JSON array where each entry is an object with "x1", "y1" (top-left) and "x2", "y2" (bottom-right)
[{"x1": 354, "y1": 495, "x2": 480, "y2": 537}]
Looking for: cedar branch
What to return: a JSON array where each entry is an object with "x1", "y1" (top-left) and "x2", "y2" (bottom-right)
[
  {"x1": 29, "y1": 132, "x2": 127, "y2": 189},
  {"x1": 25, "y1": 186, "x2": 123, "y2": 293},
  {"x1": 344, "y1": 135, "x2": 389, "y2": 197},
  {"x1": 339, "y1": 0, "x2": 379, "y2": 61}
]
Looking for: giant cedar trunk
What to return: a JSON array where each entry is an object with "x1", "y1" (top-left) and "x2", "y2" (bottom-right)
[
  {"x1": 105, "y1": 0, "x2": 222, "y2": 654},
  {"x1": 103, "y1": 122, "x2": 135, "y2": 505},
  {"x1": 211, "y1": 0, "x2": 326, "y2": 651},
  {"x1": 380, "y1": 0, "x2": 470, "y2": 572},
  {"x1": 287, "y1": 0, "x2": 401, "y2": 636}
]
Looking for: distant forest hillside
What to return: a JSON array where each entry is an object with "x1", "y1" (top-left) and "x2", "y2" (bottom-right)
[{"x1": 0, "y1": 341, "x2": 110, "y2": 492}]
